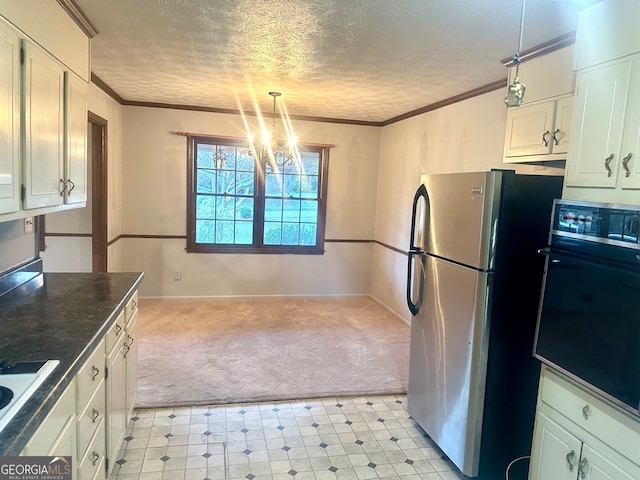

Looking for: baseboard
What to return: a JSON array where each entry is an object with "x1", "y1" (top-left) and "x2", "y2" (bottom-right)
[
  {"x1": 368, "y1": 294, "x2": 411, "y2": 328},
  {"x1": 139, "y1": 293, "x2": 372, "y2": 301}
]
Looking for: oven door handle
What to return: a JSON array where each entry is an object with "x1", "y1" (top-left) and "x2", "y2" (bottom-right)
[{"x1": 539, "y1": 246, "x2": 640, "y2": 276}]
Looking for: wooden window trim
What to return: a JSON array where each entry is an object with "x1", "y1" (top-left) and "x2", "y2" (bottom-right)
[{"x1": 186, "y1": 135, "x2": 329, "y2": 254}]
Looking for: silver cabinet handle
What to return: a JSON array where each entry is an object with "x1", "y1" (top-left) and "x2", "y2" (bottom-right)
[
  {"x1": 582, "y1": 404, "x2": 591, "y2": 420},
  {"x1": 58, "y1": 179, "x2": 67, "y2": 196},
  {"x1": 91, "y1": 365, "x2": 100, "y2": 381},
  {"x1": 115, "y1": 323, "x2": 122, "y2": 336},
  {"x1": 542, "y1": 130, "x2": 552, "y2": 147},
  {"x1": 132, "y1": 299, "x2": 137, "y2": 310},
  {"x1": 552, "y1": 128, "x2": 563, "y2": 145},
  {"x1": 67, "y1": 179, "x2": 75, "y2": 193},
  {"x1": 604, "y1": 154, "x2": 614, "y2": 177},
  {"x1": 91, "y1": 408, "x2": 100, "y2": 423},
  {"x1": 566, "y1": 450, "x2": 576, "y2": 471},
  {"x1": 622, "y1": 153, "x2": 633, "y2": 177},
  {"x1": 579, "y1": 457, "x2": 588, "y2": 479}
]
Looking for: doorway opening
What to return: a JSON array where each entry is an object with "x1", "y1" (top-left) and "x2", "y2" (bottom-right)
[{"x1": 89, "y1": 112, "x2": 107, "y2": 272}]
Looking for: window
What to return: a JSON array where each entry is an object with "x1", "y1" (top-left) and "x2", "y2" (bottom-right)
[{"x1": 186, "y1": 135, "x2": 329, "y2": 254}]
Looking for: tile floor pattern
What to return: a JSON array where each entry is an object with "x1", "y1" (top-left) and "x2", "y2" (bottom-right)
[{"x1": 109, "y1": 395, "x2": 463, "y2": 480}]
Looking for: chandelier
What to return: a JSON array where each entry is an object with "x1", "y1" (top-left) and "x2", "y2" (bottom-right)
[
  {"x1": 248, "y1": 91, "x2": 297, "y2": 172},
  {"x1": 504, "y1": 0, "x2": 527, "y2": 107}
]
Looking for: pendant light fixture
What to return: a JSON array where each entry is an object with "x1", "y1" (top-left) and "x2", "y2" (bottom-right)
[{"x1": 504, "y1": 0, "x2": 527, "y2": 107}]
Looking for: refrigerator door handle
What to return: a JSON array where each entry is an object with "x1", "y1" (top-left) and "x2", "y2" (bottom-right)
[
  {"x1": 407, "y1": 250, "x2": 426, "y2": 316},
  {"x1": 409, "y1": 184, "x2": 428, "y2": 251}
]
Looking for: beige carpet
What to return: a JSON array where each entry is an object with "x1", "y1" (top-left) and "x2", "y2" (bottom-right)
[{"x1": 135, "y1": 297, "x2": 410, "y2": 408}]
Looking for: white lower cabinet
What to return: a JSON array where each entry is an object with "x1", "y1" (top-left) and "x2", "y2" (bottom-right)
[
  {"x1": 529, "y1": 368, "x2": 640, "y2": 480},
  {"x1": 20, "y1": 290, "x2": 139, "y2": 480}
]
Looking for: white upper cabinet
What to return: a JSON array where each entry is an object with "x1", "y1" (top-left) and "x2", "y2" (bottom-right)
[
  {"x1": 64, "y1": 71, "x2": 88, "y2": 204},
  {"x1": 0, "y1": 20, "x2": 19, "y2": 214},
  {"x1": 22, "y1": 40, "x2": 65, "y2": 209}
]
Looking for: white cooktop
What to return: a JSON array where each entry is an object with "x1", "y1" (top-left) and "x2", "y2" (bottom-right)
[{"x1": 0, "y1": 360, "x2": 60, "y2": 433}]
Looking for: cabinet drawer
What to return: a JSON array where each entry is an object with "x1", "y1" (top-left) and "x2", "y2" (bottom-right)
[
  {"x1": 105, "y1": 310, "x2": 125, "y2": 356},
  {"x1": 76, "y1": 339, "x2": 105, "y2": 408},
  {"x1": 540, "y1": 369, "x2": 640, "y2": 464},
  {"x1": 21, "y1": 377, "x2": 76, "y2": 455},
  {"x1": 125, "y1": 291, "x2": 138, "y2": 324},
  {"x1": 77, "y1": 419, "x2": 105, "y2": 480},
  {"x1": 77, "y1": 379, "x2": 105, "y2": 458}
]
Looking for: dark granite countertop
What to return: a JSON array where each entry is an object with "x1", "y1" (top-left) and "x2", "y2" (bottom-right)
[{"x1": 0, "y1": 271, "x2": 144, "y2": 455}]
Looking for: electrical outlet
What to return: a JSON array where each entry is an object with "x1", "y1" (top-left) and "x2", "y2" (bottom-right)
[
  {"x1": 174, "y1": 271, "x2": 182, "y2": 281},
  {"x1": 24, "y1": 216, "x2": 33, "y2": 233}
]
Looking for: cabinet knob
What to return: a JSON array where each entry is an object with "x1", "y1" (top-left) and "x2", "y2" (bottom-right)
[
  {"x1": 542, "y1": 130, "x2": 552, "y2": 147},
  {"x1": 604, "y1": 154, "x2": 614, "y2": 177},
  {"x1": 622, "y1": 153, "x2": 633, "y2": 177},
  {"x1": 91, "y1": 365, "x2": 100, "y2": 381},
  {"x1": 566, "y1": 450, "x2": 576, "y2": 471},
  {"x1": 582, "y1": 404, "x2": 591, "y2": 420}
]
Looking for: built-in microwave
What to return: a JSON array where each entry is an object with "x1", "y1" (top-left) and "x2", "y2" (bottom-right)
[{"x1": 534, "y1": 199, "x2": 640, "y2": 417}]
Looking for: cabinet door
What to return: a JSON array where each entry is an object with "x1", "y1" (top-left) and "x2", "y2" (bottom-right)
[
  {"x1": 23, "y1": 40, "x2": 64, "y2": 209},
  {"x1": 64, "y1": 71, "x2": 87, "y2": 204},
  {"x1": 620, "y1": 58, "x2": 640, "y2": 190},
  {"x1": 579, "y1": 444, "x2": 640, "y2": 480},
  {"x1": 504, "y1": 100, "x2": 556, "y2": 157},
  {"x1": 106, "y1": 342, "x2": 126, "y2": 475},
  {"x1": 529, "y1": 412, "x2": 582, "y2": 480},
  {"x1": 0, "y1": 20, "x2": 20, "y2": 214},
  {"x1": 125, "y1": 310, "x2": 138, "y2": 421},
  {"x1": 565, "y1": 61, "x2": 631, "y2": 188},
  {"x1": 553, "y1": 96, "x2": 573, "y2": 155}
]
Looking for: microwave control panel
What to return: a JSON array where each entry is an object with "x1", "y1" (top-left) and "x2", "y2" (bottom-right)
[{"x1": 553, "y1": 201, "x2": 640, "y2": 244}]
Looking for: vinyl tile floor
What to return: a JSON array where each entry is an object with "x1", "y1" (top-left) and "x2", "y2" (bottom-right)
[{"x1": 108, "y1": 395, "x2": 463, "y2": 480}]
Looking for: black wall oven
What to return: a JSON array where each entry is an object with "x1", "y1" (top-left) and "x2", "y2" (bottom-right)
[{"x1": 535, "y1": 199, "x2": 640, "y2": 417}]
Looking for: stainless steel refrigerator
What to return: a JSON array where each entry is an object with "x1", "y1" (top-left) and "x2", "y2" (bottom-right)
[{"x1": 406, "y1": 170, "x2": 562, "y2": 480}]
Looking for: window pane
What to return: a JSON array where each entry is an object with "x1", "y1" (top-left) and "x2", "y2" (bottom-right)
[
  {"x1": 235, "y1": 221, "x2": 253, "y2": 244},
  {"x1": 283, "y1": 199, "x2": 300, "y2": 222},
  {"x1": 218, "y1": 146, "x2": 236, "y2": 170},
  {"x1": 284, "y1": 174, "x2": 301, "y2": 197},
  {"x1": 236, "y1": 172, "x2": 254, "y2": 195},
  {"x1": 217, "y1": 171, "x2": 235, "y2": 194},
  {"x1": 302, "y1": 152, "x2": 319, "y2": 175},
  {"x1": 237, "y1": 198, "x2": 254, "y2": 220},
  {"x1": 300, "y1": 175, "x2": 318, "y2": 199},
  {"x1": 264, "y1": 222, "x2": 282, "y2": 245},
  {"x1": 266, "y1": 173, "x2": 283, "y2": 196},
  {"x1": 196, "y1": 195, "x2": 216, "y2": 219},
  {"x1": 196, "y1": 147, "x2": 213, "y2": 168},
  {"x1": 236, "y1": 151, "x2": 255, "y2": 172},
  {"x1": 216, "y1": 197, "x2": 235, "y2": 220},
  {"x1": 283, "y1": 159, "x2": 298, "y2": 175},
  {"x1": 216, "y1": 221, "x2": 234, "y2": 243},
  {"x1": 300, "y1": 200, "x2": 317, "y2": 222},
  {"x1": 265, "y1": 199, "x2": 282, "y2": 221},
  {"x1": 282, "y1": 223, "x2": 300, "y2": 245},
  {"x1": 196, "y1": 169, "x2": 216, "y2": 193},
  {"x1": 195, "y1": 220, "x2": 215, "y2": 243},
  {"x1": 300, "y1": 223, "x2": 317, "y2": 246}
]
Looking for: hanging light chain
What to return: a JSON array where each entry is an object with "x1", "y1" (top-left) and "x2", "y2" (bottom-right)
[{"x1": 514, "y1": 0, "x2": 526, "y2": 78}]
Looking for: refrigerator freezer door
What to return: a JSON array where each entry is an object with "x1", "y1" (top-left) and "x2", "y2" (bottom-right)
[
  {"x1": 407, "y1": 254, "x2": 491, "y2": 477},
  {"x1": 421, "y1": 171, "x2": 501, "y2": 270}
]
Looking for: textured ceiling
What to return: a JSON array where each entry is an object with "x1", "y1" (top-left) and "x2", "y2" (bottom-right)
[{"x1": 75, "y1": 0, "x2": 581, "y2": 123}]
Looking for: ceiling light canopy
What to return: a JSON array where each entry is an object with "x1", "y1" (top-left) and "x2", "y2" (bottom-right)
[
  {"x1": 504, "y1": 0, "x2": 527, "y2": 108},
  {"x1": 247, "y1": 92, "x2": 298, "y2": 172}
]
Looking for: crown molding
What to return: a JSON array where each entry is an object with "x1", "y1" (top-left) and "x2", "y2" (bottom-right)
[
  {"x1": 501, "y1": 31, "x2": 576, "y2": 67},
  {"x1": 57, "y1": 0, "x2": 98, "y2": 38}
]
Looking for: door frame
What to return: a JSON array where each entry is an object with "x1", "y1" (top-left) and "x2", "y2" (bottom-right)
[{"x1": 89, "y1": 111, "x2": 108, "y2": 272}]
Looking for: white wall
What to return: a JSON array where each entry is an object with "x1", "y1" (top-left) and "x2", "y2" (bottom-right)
[
  {"x1": 371, "y1": 88, "x2": 564, "y2": 323},
  {"x1": 0, "y1": 220, "x2": 35, "y2": 274},
  {"x1": 120, "y1": 106, "x2": 381, "y2": 298}
]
